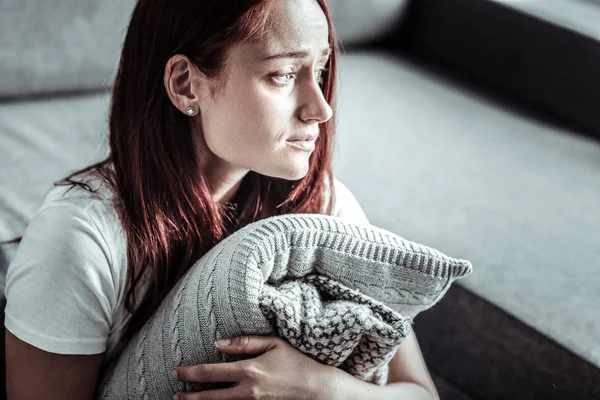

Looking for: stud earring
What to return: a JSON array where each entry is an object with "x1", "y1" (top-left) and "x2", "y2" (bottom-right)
[{"x1": 186, "y1": 106, "x2": 195, "y2": 115}]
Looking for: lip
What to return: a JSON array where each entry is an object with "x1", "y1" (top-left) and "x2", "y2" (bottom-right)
[
  {"x1": 286, "y1": 139, "x2": 316, "y2": 151},
  {"x1": 287, "y1": 133, "x2": 318, "y2": 142}
]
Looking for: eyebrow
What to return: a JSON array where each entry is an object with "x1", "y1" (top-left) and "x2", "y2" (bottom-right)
[{"x1": 261, "y1": 46, "x2": 332, "y2": 61}]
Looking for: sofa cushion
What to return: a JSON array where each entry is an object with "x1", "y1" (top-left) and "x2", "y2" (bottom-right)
[
  {"x1": 0, "y1": 0, "x2": 135, "y2": 98},
  {"x1": 491, "y1": 0, "x2": 600, "y2": 41},
  {"x1": 328, "y1": 0, "x2": 409, "y2": 46},
  {"x1": 333, "y1": 51, "x2": 600, "y2": 369},
  {"x1": 0, "y1": 0, "x2": 408, "y2": 98}
]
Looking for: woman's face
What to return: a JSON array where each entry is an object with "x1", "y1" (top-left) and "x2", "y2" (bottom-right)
[{"x1": 194, "y1": 0, "x2": 333, "y2": 184}]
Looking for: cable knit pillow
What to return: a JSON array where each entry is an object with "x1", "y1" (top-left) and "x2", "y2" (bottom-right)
[{"x1": 97, "y1": 214, "x2": 472, "y2": 398}]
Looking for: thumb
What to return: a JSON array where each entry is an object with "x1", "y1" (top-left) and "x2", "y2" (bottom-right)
[{"x1": 214, "y1": 336, "x2": 282, "y2": 355}]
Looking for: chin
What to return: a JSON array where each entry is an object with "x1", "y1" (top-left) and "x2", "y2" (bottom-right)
[
  {"x1": 289, "y1": 170, "x2": 310, "y2": 181},
  {"x1": 277, "y1": 171, "x2": 309, "y2": 181},
  {"x1": 264, "y1": 164, "x2": 310, "y2": 181}
]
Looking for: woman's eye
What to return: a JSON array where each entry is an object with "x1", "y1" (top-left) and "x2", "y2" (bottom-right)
[
  {"x1": 315, "y1": 68, "x2": 329, "y2": 85},
  {"x1": 272, "y1": 68, "x2": 329, "y2": 87},
  {"x1": 273, "y1": 73, "x2": 295, "y2": 85}
]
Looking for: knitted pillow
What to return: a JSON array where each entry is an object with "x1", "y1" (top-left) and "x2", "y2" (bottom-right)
[{"x1": 97, "y1": 214, "x2": 472, "y2": 398}]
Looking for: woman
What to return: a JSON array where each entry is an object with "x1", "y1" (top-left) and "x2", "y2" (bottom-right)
[{"x1": 4, "y1": 0, "x2": 439, "y2": 399}]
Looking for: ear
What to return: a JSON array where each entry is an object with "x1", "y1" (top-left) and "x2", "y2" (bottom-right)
[{"x1": 163, "y1": 54, "x2": 205, "y2": 117}]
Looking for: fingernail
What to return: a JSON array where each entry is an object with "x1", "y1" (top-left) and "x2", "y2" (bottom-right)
[
  {"x1": 172, "y1": 369, "x2": 178, "y2": 380},
  {"x1": 173, "y1": 395, "x2": 179, "y2": 400},
  {"x1": 215, "y1": 338, "x2": 231, "y2": 347}
]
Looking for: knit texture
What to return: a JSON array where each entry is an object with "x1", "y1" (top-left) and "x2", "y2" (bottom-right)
[
  {"x1": 259, "y1": 274, "x2": 412, "y2": 385},
  {"x1": 96, "y1": 214, "x2": 472, "y2": 399}
]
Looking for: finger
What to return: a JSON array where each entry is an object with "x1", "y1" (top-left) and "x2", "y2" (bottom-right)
[
  {"x1": 214, "y1": 335, "x2": 282, "y2": 355},
  {"x1": 174, "y1": 362, "x2": 243, "y2": 383}
]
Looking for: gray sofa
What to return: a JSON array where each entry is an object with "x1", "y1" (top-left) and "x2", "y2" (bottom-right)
[{"x1": 2, "y1": 1, "x2": 600, "y2": 399}]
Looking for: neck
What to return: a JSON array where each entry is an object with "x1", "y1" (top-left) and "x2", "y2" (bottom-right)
[{"x1": 193, "y1": 128, "x2": 249, "y2": 205}]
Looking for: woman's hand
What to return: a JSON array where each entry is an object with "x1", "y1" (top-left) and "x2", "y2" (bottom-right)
[{"x1": 172, "y1": 336, "x2": 342, "y2": 400}]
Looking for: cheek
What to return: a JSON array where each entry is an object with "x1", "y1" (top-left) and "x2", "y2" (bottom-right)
[
  {"x1": 223, "y1": 89, "x2": 291, "y2": 148},
  {"x1": 201, "y1": 80, "x2": 301, "y2": 172}
]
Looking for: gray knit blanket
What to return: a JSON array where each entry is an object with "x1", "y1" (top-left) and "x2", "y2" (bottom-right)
[{"x1": 97, "y1": 214, "x2": 472, "y2": 399}]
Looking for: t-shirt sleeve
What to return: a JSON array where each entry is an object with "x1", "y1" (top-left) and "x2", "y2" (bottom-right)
[
  {"x1": 331, "y1": 178, "x2": 370, "y2": 226},
  {"x1": 4, "y1": 203, "x2": 118, "y2": 355}
]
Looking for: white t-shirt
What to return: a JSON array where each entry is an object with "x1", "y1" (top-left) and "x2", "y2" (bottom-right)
[{"x1": 4, "y1": 176, "x2": 370, "y2": 364}]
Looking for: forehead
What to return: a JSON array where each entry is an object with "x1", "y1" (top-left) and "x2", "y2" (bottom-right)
[{"x1": 238, "y1": 0, "x2": 330, "y2": 60}]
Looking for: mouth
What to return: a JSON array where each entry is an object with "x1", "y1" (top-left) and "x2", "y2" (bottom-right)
[
  {"x1": 287, "y1": 133, "x2": 318, "y2": 142},
  {"x1": 286, "y1": 138, "x2": 316, "y2": 151}
]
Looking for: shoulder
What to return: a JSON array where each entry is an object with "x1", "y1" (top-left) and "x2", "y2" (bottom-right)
[
  {"x1": 38, "y1": 175, "x2": 123, "y2": 245},
  {"x1": 7, "y1": 174, "x2": 125, "y2": 281},
  {"x1": 4, "y1": 178, "x2": 125, "y2": 355},
  {"x1": 6, "y1": 176, "x2": 126, "y2": 304},
  {"x1": 330, "y1": 178, "x2": 370, "y2": 226},
  {"x1": 31, "y1": 176, "x2": 126, "y2": 274},
  {"x1": 43, "y1": 172, "x2": 116, "y2": 212}
]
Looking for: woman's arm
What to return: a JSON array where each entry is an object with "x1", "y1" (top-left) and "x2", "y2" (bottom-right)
[
  {"x1": 5, "y1": 329, "x2": 104, "y2": 400},
  {"x1": 387, "y1": 330, "x2": 439, "y2": 396},
  {"x1": 4, "y1": 203, "x2": 119, "y2": 399},
  {"x1": 331, "y1": 330, "x2": 439, "y2": 400},
  {"x1": 173, "y1": 334, "x2": 439, "y2": 400}
]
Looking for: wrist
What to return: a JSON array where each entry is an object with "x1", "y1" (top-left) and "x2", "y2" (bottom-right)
[
  {"x1": 315, "y1": 369, "x2": 437, "y2": 400},
  {"x1": 319, "y1": 367, "x2": 367, "y2": 400},
  {"x1": 311, "y1": 364, "x2": 344, "y2": 400}
]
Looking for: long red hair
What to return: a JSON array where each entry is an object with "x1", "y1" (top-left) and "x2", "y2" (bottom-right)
[{"x1": 56, "y1": 0, "x2": 339, "y2": 345}]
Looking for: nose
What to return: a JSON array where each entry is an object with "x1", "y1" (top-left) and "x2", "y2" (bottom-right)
[{"x1": 297, "y1": 77, "x2": 333, "y2": 124}]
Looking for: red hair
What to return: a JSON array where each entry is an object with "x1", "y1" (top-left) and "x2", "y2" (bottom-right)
[{"x1": 58, "y1": 0, "x2": 339, "y2": 345}]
